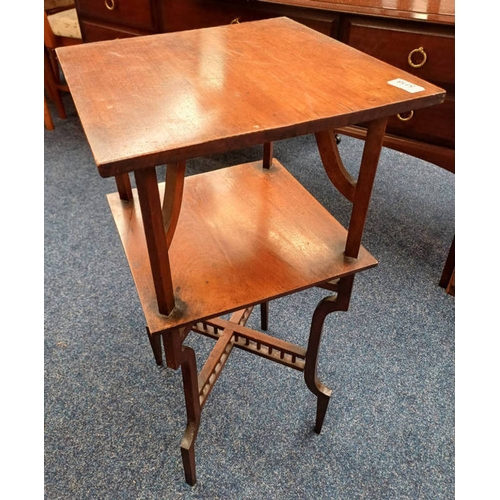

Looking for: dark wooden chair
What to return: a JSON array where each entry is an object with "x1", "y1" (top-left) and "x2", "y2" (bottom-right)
[{"x1": 44, "y1": 1, "x2": 81, "y2": 128}]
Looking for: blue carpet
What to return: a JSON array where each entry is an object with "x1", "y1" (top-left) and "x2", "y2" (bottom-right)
[{"x1": 44, "y1": 95, "x2": 454, "y2": 499}]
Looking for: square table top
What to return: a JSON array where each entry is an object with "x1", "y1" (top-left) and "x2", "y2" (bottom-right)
[{"x1": 57, "y1": 17, "x2": 445, "y2": 177}]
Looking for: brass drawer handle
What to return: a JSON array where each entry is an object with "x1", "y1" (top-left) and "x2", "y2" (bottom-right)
[
  {"x1": 105, "y1": 0, "x2": 115, "y2": 10},
  {"x1": 408, "y1": 47, "x2": 427, "y2": 68},
  {"x1": 397, "y1": 110, "x2": 414, "y2": 122}
]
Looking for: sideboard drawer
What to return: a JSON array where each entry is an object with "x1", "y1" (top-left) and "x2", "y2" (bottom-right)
[
  {"x1": 79, "y1": 19, "x2": 148, "y2": 41},
  {"x1": 74, "y1": 0, "x2": 455, "y2": 172},
  {"x1": 163, "y1": 0, "x2": 337, "y2": 36},
  {"x1": 385, "y1": 94, "x2": 454, "y2": 149},
  {"x1": 162, "y1": 0, "x2": 268, "y2": 32},
  {"x1": 251, "y1": 3, "x2": 339, "y2": 36},
  {"x1": 77, "y1": 0, "x2": 156, "y2": 31},
  {"x1": 341, "y1": 17, "x2": 454, "y2": 90}
]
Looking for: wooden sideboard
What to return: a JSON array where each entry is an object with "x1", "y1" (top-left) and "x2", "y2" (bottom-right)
[
  {"x1": 75, "y1": 0, "x2": 455, "y2": 173},
  {"x1": 74, "y1": 0, "x2": 455, "y2": 291}
]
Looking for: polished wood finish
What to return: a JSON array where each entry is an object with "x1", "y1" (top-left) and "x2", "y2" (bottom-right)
[
  {"x1": 107, "y1": 159, "x2": 379, "y2": 331},
  {"x1": 74, "y1": 0, "x2": 454, "y2": 171},
  {"x1": 262, "y1": 0, "x2": 454, "y2": 25},
  {"x1": 74, "y1": 0, "x2": 455, "y2": 291},
  {"x1": 77, "y1": 0, "x2": 157, "y2": 30},
  {"x1": 57, "y1": 18, "x2": 445, "y2": 485},
  {"x1": 339, "y1": 14, "x2": 454, "y2": 171},
  {"x1": 57, "y1": 19, "x2": 444, "y2": 177}
]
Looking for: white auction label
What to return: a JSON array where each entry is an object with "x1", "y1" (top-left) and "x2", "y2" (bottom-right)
[{"x1": 388, "y1": 78, "x2": 425, "y2": 93}]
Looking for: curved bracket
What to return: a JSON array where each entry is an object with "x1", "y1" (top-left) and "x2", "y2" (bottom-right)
[
  {"x1": 162, "y1": 161, "x2": 187, "y2": 248},
  {"x1": 315, "y1": 130, "x2": 356, "y2": 202}
]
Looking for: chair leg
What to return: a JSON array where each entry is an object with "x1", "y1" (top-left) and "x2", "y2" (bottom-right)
[
  {"x1": 44, "y1": 97, "x2": 54, "y2": 130},
  {"x1": 44, "y1": 48, "x2": 66, "y2": 119},
  {"x1": 305, "y1": 275, "x2": 355, "y2": 433},
  {"x1": 179, "y1": 345, "x2": 201, "y2": 486}
]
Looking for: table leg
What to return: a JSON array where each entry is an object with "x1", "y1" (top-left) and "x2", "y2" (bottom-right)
[
  {"x1": 263, "y1": 142, "x2": 273, "y2": 169},
  {"x1": 115, "y1": 173, "x2": 132, "y2": 201},
  {"x1": 345, "y1": 118, "x2": 388, "y2": 258},
  {"x1": 134, "y1": 167, "x2": 176, "y2": 315},
  {"x1": 305, "y1": 274, "x2": 354, "y2": 433},
  {"x1": 179, "y1": 345, "x2": 201, "y2": 486},
  {"x1": 146, "y1": 327, "x2": 163, "y2": 366},
  {"x1": 134, "y1": 163, "x2": 186, "y2": 316},
  {"x1": 260, "y1": 301, "x2": 269, "y2": 331},
  {"x1": 316, "y1": 117, "x2": 388, "y2": 259}
]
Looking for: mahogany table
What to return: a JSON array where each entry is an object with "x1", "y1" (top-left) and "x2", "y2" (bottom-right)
[{"x1": 57, "y1": 17, "x2": 445, "y2": 485}]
